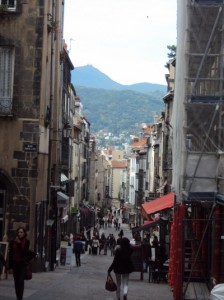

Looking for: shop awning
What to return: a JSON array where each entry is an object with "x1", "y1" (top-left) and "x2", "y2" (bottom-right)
[
  {"x1": 60, "y1": 173, "x2": 69, "y2": 184},
  {"x1": 57, "y1": 191, "x2": 69, "y2": 208},
  {"x1": 61, "y1": 214, "x2": 69, "y2": 223},
  {"x1": 141, "y1": 192, "x2": 174, "y2": 219},
  {"x1": 131, "y1": 217, "x2": 166, "y2": 233},
  {"x1": 141, "y1": 217, "x2": 167, "y2": 231}
]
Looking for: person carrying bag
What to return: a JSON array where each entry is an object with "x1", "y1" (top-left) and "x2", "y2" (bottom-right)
[
  {"x1": 108, "y1": 237, "x2": 134, "y2": 300},
  {"x1": 8, "y1": 227, "x2": 36, "y2": 300},
  {"x1": 105, "y1": 273, "x2": 117, "y2": 292}
]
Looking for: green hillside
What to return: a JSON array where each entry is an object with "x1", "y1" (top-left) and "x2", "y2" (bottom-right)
[{"x1": 75, "y1": 86, "x2": 165, "y2": 135}]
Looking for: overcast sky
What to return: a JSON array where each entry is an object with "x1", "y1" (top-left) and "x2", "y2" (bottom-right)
[{"x1": 63, "y1": 0, "x2": 177, "y2": 85}]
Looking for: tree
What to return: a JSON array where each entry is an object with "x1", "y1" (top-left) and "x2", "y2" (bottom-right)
[{"x1": 167, "y1": 45, "x2": 176, "y2": 59}]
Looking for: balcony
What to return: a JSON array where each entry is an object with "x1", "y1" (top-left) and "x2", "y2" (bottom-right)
[{"x1": 0, "y1": 98, "x2": 13, "y2": 116}]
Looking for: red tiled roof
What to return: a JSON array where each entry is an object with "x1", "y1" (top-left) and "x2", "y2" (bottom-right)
[
  {"x1": 130, "y1": 138, "x2": 147, "y2": 147},
  {"x1": 111, "y1": 160, "x2": 127, "y2": 168}
]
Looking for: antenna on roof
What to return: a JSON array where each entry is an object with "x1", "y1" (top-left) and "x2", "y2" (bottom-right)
[{"x1": 69, "y1": 38, "x2": 75, "y2": 53}]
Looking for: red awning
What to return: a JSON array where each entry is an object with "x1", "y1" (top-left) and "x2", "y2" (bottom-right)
[
  {"x1": 141, "y1": 217, "x2": 161, "y2": 231},
  {"x1": 141, "y1": 192, "x2": 175, "y2": 219},
  {"x1": 143, "y1": 216, "x2": 160, "y2": 226}
]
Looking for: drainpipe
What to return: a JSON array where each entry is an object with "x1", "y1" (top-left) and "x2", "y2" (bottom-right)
[
  {"x1": 77, "y1": 135, "x2": 82, "y2": 233},
  {"x1": 47, "y1": 0, "x2": 56, "y2": 271}
]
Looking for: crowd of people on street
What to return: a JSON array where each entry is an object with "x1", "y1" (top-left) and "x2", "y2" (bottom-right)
[
  {"x1": 59, "y1": 206, "x2": 171, "y2": 300},
  {"x1": 0, "y1": 201, "x2": 167, "y2": 300},
  {"x1": 1, "y1": 210, "x2": 167, "y2": 300},
  {"x1": 60, "y1": 212, "x2": 126, "y2": 268},
  {"x1": 66, "y1": 212, "x2": 168, "y2": 300},
  {"x1": 70, "y1": 223, "x2": 123, "y2": 260}
]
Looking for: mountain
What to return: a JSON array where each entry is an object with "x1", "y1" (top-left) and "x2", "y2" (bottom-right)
[
  {"x1": 71, "y1": 65, "x2": 166, "y2": 94},
  {"x1": 71, "y1": 65, "x2": 166, "y2": 144},
  {"x1": 75, "y1": 86, "x2": 164, "y2": 136}
]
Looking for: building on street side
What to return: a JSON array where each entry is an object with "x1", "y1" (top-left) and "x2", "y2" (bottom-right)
[{"x1": 170, "y1": 1, "x2": 224, "y2": 299}]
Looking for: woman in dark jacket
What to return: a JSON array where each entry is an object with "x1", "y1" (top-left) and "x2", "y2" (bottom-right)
[
  {"x1": 8, "y1": 227, "x2": 35, "y2": 300},
  {"x1": 108, "y1": 237, "x2": 134, "y2": 300}
]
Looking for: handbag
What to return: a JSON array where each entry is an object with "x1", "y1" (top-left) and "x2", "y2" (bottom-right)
[
  {"x1": 25, "y1": 263, "x2": 32, "y2": 280},
  {"x1": 105, "y1": 273, "x2": 117, "y2": 292}
]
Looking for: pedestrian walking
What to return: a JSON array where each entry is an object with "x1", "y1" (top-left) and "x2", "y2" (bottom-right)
[
  {"x1": 0, "y1": 245, "x2": 6, "y2": 276},
  {"x1": 108, "y1": 237, "x2": 134, "y2": 300},
  {"x1": 119, "y1": 229, "x2": 124, "y2": 238},
  {"x1": 109, "y1": 234, "x2": 116, "y2": 256},
  {"x1": 91, "y1": 236, "x2": 100, "y2": 255},
  {"x1": 86, "y1": 226, "x2": 91, "y2": 241},
  {"x1": 116, "y1": 232, "x2": 123, "y2": 247},
  {"x1": 73, "y1": 236, "x2": 84, "y2": 266},
  {"x1": 8, "y1": 227, "x2": 36, "y2": 300},
  {"x1": 99, "y1": 233, "x2": 106, "y2": 255},
  {"x1": 80, "y1": 231, "x2": 87, "y2": 253},
  {"x1": 72, "y1": 232, "x2": 79, "y2": 253}
]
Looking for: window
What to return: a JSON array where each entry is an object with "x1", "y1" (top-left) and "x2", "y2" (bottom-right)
[
  {"x1": 0, "y1": 0, "x2": 17, "y2": 11},
  {"x1": 0, "y1": 47, "x2": 14, "y2": 115}
]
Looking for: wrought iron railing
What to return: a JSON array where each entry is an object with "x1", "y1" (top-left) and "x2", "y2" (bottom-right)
[{"x1": 0, "y1": 98, "x2": 13, "y2": 116}]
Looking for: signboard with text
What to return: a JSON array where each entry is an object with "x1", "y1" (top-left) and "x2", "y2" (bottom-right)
[
  {"x1": 60, "y1": 245, "x2": 73, "y2": 267},
  {"x1": 23, "y1": 143, "x2": 37, "y2": 152}
]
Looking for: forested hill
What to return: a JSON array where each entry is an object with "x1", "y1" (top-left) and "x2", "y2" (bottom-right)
[
  {"x1": 75, "y1": 86, "x2": 165, "y2": 135},
  {"x1": 71, "y1": 65, "x2": 166, "y2": 136}
]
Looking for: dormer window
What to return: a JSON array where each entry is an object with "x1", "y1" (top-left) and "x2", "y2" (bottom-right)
[{"x1": 0, "y1": 0, "x2": 17, "y2": 12}]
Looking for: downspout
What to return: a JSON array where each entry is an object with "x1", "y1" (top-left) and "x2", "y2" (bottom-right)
[{"x1": 47, "y1": 0, "x2": 56, "y2": 271}]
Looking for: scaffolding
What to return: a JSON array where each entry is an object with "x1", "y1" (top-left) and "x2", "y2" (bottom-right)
[{"x1": 171, "y1": 0, "x2": 224, "y2": 299}]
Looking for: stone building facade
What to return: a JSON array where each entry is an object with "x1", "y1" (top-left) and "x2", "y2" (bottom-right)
[{"x1": 0, "y1": 0, "x2": 66, "y2": 270}]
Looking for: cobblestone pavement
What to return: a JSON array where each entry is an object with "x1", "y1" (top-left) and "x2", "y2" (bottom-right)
[{"x1": 0, "y1": 222, "x2": 174, "y2": 300}]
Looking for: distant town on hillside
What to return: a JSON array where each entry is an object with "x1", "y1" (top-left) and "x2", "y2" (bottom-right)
[{"x1": 72, "y1": 65, "x2": 167, "y2": 148}]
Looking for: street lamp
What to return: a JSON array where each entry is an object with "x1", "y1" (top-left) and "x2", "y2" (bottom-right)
[{"x1": 63, "y1": 122, "x2": 72, "y2": 138}]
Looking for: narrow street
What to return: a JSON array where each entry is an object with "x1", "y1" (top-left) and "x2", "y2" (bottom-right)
[{"x1": 0, "y1": 222, "x2": 173, "y2": 300}]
